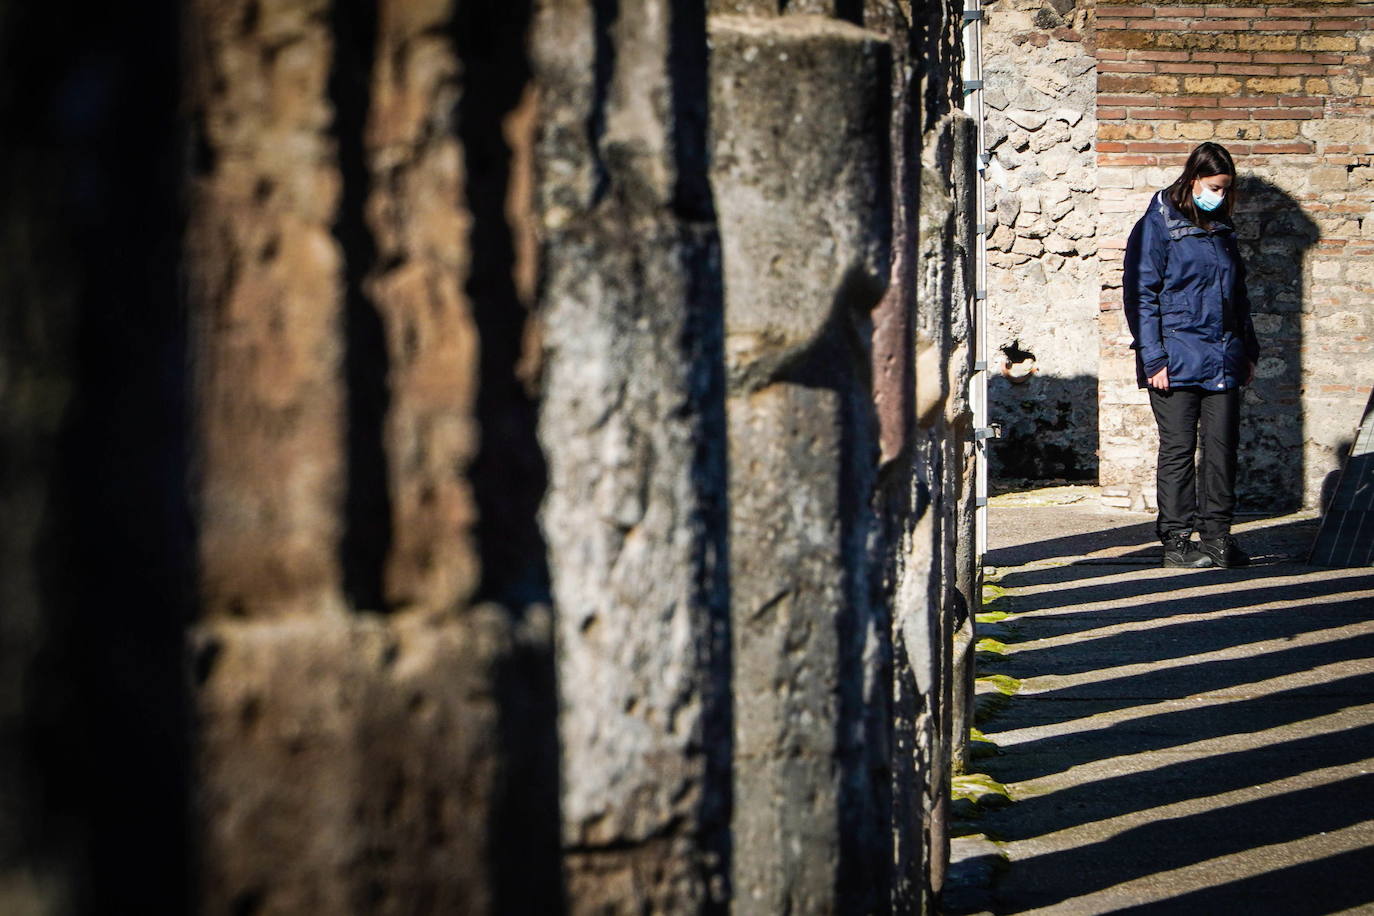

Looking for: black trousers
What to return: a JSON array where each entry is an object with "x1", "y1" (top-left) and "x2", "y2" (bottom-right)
[{"x1": 1149, "y1": 386, "x2": 1241, "y2": 541}]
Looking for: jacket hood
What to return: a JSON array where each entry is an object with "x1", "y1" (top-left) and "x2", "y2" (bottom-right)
[{"x1": 1153, "y1": 189, "x2": 1233, "y2": 240}]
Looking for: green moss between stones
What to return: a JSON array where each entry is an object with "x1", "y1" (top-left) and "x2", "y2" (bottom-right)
[
  {"x1": 968, "y1": 727, "x2": 1001, "y2": 760},
  {"x1": 976, "y1": 638, "x2": 1008, "y2": 655},
  {"x1": 977, "y1": 674, "x2": 1022, "y2": 696},
  {"x1": 976, "y1": 610, "x2": 1010, "y2": 624},
  {"x1": 981, "y1": 583, "x2": 1008, "y2": 606},
  {"x1": 951, "y1": 772, "x2": 1013, "y2": 813}
]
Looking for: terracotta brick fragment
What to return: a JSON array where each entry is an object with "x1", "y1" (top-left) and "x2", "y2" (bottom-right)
[
  {"x1": 1138, "y1": 19, "x2": 1197, "y2": 29},
  {"x1": 1189, "y1": 18, "x2": 1252, "y2": 29},
  {"x1": 1252, "y1": 141, "x2": 1316, "y2": 152},
  {"x1": 1191, "y1": 51, "x2": 1252, "y2": 62},
  {"x1": 1304, "y1": 6, "x2": 1368, "y2": 16},
  {"x1": 1122, "y1": 141, "x2": 1194, "y2": 152},
  {"x1": 1132, "y1": 50, "x2": 1192, "y2": 61},
  {"x1": 1100, "y1": 61, "x2": 1160, "y2": 73},
  {"x1": 1157, "y1": 95, "x2": 1222, "y2": 106},
  {"x1": 1251, "y1": 107, "x2": 1323, "y2": 118},
  {"x1": 1098, "y1": 152, "x2": 1159, "y2": 167}
]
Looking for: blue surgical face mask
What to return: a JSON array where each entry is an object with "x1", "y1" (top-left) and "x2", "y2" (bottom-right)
[{"x1": 1193, "y1": 186, "x2": 1225, "y2": 212}]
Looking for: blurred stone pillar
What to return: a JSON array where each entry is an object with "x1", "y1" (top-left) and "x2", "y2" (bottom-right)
[
  {"x1": 184, "y1": 1, "x2": 555, "y2": 911},
  {"x1": 532, "y1": 0, "x2": 732, "y2": 909},
  {"x1": 186, "y1": 0, "x2": 348, "y2": 623},
  {"x1": 709, "y1": 15, "x2": 891, "y2": 913}
]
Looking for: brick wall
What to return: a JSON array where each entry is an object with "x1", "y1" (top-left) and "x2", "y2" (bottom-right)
[{"x1": 1094, "y1": 1, "x2": 1374, "y2": 511}]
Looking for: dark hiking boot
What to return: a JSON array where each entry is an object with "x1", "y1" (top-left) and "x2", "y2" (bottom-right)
[
  {"x1": 1200, "y1": 535, "x2": 1251, "y2": 568},
  {"x1": 1162, "y1": 534, "x2": 1213, "y2": 569}
]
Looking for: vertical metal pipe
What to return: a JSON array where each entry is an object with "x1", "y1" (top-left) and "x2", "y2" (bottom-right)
[{"x1": 961, "y1": 0, "x2": 990, "y2": 560}]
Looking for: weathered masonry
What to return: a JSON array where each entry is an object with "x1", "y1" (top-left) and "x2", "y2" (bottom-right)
[
  {"x1": 1, "y1": 0, "x2": 981, "y2": 914},
  {"x1": 1094, "y1": 0, "x2": 1374, "y2": 512},
  {"x1": 982, "y1": 0, "x2": 1374, "y2": 513}
]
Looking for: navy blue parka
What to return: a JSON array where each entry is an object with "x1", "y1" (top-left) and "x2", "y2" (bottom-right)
[{"x1": 1123, "y1": 190, "x2": 1260, "y2": 390}]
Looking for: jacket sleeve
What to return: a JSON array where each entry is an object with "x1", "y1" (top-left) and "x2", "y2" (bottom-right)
[
  {"x1": 1233, "y1": 242, "x2": 1260, "y2": 364},
  {"x1": 1123, "y1": 209, "x2": 1169, "y2": 378}
]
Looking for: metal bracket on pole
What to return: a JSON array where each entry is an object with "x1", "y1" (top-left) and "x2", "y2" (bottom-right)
[
  {"x1": 976, "y1": 288, "x2": 988, "y2": 301},
  {"x1": 963, "y1": 9, "x2": 984, "y2": 21},
  {"x1": 975, "y1": 496, "x2": 989, "y2": 508},
  {"x1": 963, "y1": 79, "x2": 985, "y2": 92},
  {"x1": 974, "y1": 424, "x2": 1002, "y2": 441}
]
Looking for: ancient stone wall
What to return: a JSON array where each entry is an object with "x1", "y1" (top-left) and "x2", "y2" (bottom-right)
[
  {"x1": 711, "y1": 15, "x2": 892, "y2": 912},
  {"x1": 532, "y1": 0, "x2": 731, "y2": 906},
  {"x1": 983, "y1": 0, "x2": 1100, "y2": 481},
  {"x1": 534, "y1": 0, "x2": 976, "y2": 907},
  {"x1": 883, "y1": 0, "x2": 981, "y2": 904},
  {"x1": 2, "y1": 0, "x2": 977, "y2": 913},
  {"x1": 1094, "y1": 1, "x2": 1374, "y2": 510},
  {"x1": 183, "y1": 0, "x2": 561, "y2": 912}
]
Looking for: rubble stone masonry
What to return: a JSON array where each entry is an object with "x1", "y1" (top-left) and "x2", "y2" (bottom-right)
[{"x1": 984, "y1": 0, "x2": 1102, "y2": 482}]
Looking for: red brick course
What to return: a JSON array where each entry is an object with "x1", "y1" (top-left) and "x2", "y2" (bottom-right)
[
  {"x1": 1095, "y1": 4, "x2": 1364, "y2": 158},
  {"x1": 1093, "y1": 1, "x2": 1374, "y2": 507}
]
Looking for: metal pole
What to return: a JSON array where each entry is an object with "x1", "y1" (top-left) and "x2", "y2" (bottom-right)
[{"x1": 962, "y1": 0, "x2": 990, "y2": 562}]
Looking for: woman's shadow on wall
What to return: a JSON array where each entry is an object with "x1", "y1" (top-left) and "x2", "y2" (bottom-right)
[{"x1": 1233, "y1": 176, "x2": 1319, "y2": 514}]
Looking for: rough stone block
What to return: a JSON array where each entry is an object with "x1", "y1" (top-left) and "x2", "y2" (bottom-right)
[
  {"x1": 193, "y1": 611, "x2": 518, "y2": 914},
  {"x1": 710, "y1": 14, "x2": 891, "y2": 912},
  {"x1": 710, "y1": 14, "x2": 890, "y2": 392},
  {"x1": 366, "y1": 0, "x2": 481, "y2": 614},
  {"x1": 535, "y1": 0, "x2": 731, "y2": 907},
  {"x1": 186, "y1": 0, "x2": 347, "y2": 621}
]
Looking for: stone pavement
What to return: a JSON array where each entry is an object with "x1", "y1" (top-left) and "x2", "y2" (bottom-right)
[{"x1": 945, "y1": 487, "x2": 1374, "y2": 915}]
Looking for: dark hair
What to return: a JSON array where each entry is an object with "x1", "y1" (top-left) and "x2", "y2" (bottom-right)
[{"x1": 1167, "y1": 142, "x2": 1237, "y2": 227}]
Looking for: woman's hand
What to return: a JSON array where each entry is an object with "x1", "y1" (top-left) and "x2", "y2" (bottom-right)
[{"x1": 1148, "y1": 367, "x2": 1169, "y2": 390}]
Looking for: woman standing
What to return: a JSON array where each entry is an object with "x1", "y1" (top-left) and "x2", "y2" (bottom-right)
[{"x1": 1124, "y1": 142, "x2": 1259, "y2": 569}]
